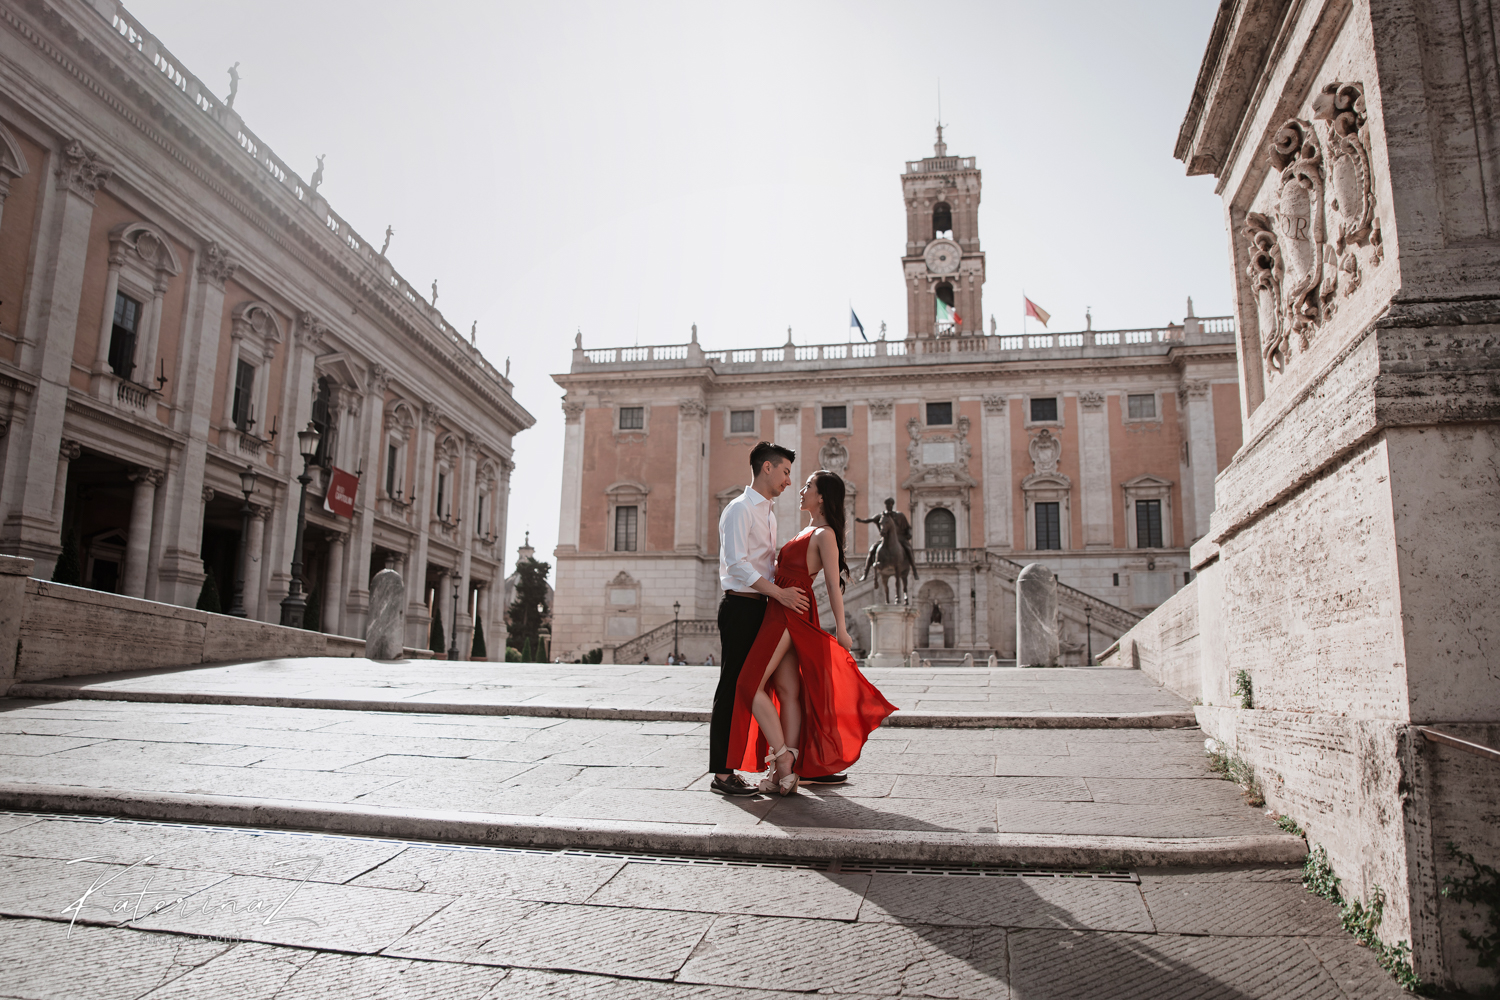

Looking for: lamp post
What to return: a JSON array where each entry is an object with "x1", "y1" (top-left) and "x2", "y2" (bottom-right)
[
  {"x1": 672, "y1": 600, "x2": 681, "y2": 662},
  {"x1": 1085, "y1": 606, "x2": 1093, "y2": 665},
  {"x1": 279, "y1": 423, "x2": 321, "y2": 628},
  {"x1": 448, "y1": 574, "x2": 460, "y2": 661},
  {"x1": 227, "y1": 465, "x2": 258, "y2": 617}
]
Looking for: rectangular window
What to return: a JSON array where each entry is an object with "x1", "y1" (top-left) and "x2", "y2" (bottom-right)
[
  {"x1": 614, "y1": 505, "x2": 638, "y2": 552},
  {"x1": 476, "y1": 494, "x2": 486, "y2": 534},
  {"x1": 1035, "y1": 502, "x2": 1061, "y2": 550},
  {"x1": 618, "y1": 406, "x2": 644, "y2": 430},
  {"x1": 436, "y1": 472, "x2": 447, "y2": 517},
  {"x1": 1127, "y1": 393, "x2": 1156, "y2": 419},
  {"x1": 1136, "y1": 499, "x2": 1163, "y2": 548},
  {"x1": 108, "y1": 293, "x2": 141, "y2": 379},
  {"x1": 821, "y1": 405, "x2": 847, "y2": 429},
  {"x1": 729, "y1": 409, "x2": 754, "y2": 433},
  {"x1": 385, "y1": 443, "x2": 398, "y2": 496},
  {"x1": 1030, "y1": 397, "x2": 1058, "y2": 422},
  {"x1": 1113, "y1": 572, "x2": 1120, "y2": 586},
  {"x1": 926, "y1": 401, "x2": 953, "y2": 425},
  {"x1": 232, "y1": 359, "x2": 256, "y2": 431}
]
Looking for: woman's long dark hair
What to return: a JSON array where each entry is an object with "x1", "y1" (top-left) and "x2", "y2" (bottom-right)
[{"x1": 812, "y1": 470, "x2": 850, "y2": 592}]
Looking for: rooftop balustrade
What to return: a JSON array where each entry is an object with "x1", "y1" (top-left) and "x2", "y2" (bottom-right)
[{"x1": 571, "y1": 317, "x2": 1234, "y2": 373}]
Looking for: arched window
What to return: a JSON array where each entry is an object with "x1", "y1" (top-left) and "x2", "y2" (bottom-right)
[
  {"x1": 925, "y1": 507, "x2": 956, "y2": 549},
  {"x1": 932, "y1": 201, "x2": 953, "y2": 239},
  {"x1": 934, "y1": 281, "x2": 957, "y2": 333},
  {"x1": 311, "y1": 377, "x2": 335, "y2": 467}
]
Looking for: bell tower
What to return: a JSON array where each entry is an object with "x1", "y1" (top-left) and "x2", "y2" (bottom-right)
[{"x1": 901, "y1": 125, "x2": 985, "y2": 338}]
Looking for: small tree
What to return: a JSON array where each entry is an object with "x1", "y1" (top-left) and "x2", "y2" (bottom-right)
[
  {"x1": 505, "y1": 645, "x2": 521, "y2": 662},
  {"x1": 302, "y1": 585, "x2": 320, "y2": 632},
  {"x1": 52, "y1": 534, "x2": 82, "y2": 586},
  {"x1": 196, "y1": 573, "x2": 222, "y2": 614},
  {"x1": 429, "y1": 601, "x2": 445, "y2": 655},
  {"x1": 506, "y1": 556, "x2": 551, "y2": 655},
  {"x1": 471, "y1": 615, "x2": 487, "y2": 659},
  {"x1": 581, "y1": 647, "x2": 603, "y2": 664}
]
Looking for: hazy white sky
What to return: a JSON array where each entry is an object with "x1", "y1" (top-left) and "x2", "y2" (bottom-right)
[{"x1": 127, "y1": 0, "x2": 1230, "y2": 577}]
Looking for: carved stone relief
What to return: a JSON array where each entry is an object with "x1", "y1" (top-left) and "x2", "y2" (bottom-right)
[
  {"x1": 1078, "y1": 392, "x2": 1104, "y2": 411},
  {"x1": 868, "y1": 399, "x2": 894, "y2": 419},
  {"x1": 1247, "y1": 81, "x2": 1381, "y2": 379},
  {"x1": 1029, "y1": 429, "x2": 1062, "y2": 475},
  {"x1": 982, "y1": 394, "x2": 1006, "y2": 414},
  {"x1": 818, "y1": 436, "x2": 849, "y2": 475}
]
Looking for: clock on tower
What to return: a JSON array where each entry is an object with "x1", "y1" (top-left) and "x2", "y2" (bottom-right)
[{"x1": 900, "y1": 125, "x2": 986, "y2": 338}]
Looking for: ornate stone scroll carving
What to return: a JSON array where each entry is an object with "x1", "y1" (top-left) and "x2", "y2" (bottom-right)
[
  {"x1": 818, "y1": 436, "x2": 849, "y2": 475},
  {"x1": 56, "y1": 140, "x2": 111, "y2": 199},
  {"x1": 1248, "y1": 81, "x2": 1382, "y2": 381},
  {"x1": 297, "y1": 312, "x2": 328, "y2": 349},
  {"x1": 561, "y1": 400, "x2": 584, "y2": 423},
  {"x1": 1029, "y1": 429, "x2": 1062, "y2": 475},
  {"x1": 982, "y1": 394, "x2": 1006, "y2": 414},
  {"x1": 678, "y1": 399, "x2": 707, "y2": 418},
  {"x1": 197, "y1": 240, "x2": 236, "y2": 287},
  {"x1": 868, "y1": 399, "x2": 894, "y2": 419},
  {"x1": 774, "y1": 402, "x2": 801, "y2": 422},
  {"x1": 1078, "y1": 392, "x2": 1104, "y2": 411}
]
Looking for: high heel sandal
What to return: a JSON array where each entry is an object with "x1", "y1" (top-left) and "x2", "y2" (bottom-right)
[{"x1": 772, "y1": 746, "x2": 800, "y2": 796}]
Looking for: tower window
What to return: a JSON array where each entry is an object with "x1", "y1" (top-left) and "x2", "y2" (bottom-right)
[
  {"x1": 926, "y1": 401, "x2": 952, "y2": 426},
  {"x1": 1136, "y1": 499, "x2": 1163, "y2": 548},
  {"x1": 729, "y1": 410, "x2": 754, "y2": 433},
  {"x1": 108, "y1": 293, "x2": 141, "y2": 380},
  {"x1": 232, "y1": 359, "x2": 256, "y2": 431},
  {"x1": 619, "y1": 406, "x2": 644, "y2": 430},
  {"x1": 1035, "y1": 502, "x2": 1062, "y2": 550},
  {"x1": 821, "y1": 405, "x2": 846, "y2": 429},
  {"x1": 614, "y1": 505, "x2": 638, "y2": 552},
  {"x1": 1030, "y1": 397, "x2": 1058, "y2": 422},
  {"x1": 1127, "y1": 393, "x2": 1156, "y2": 419},
  {"x1": 924, "y1": 507, "x2": 956, "y2": 550},
  {"x1": 932, "y1": 201, "x2": 953, "y2": 240}
]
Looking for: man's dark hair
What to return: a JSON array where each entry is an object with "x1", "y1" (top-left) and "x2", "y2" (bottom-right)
[{"x1": 749, "y1": 441, "x2": 796, "y2": 476}]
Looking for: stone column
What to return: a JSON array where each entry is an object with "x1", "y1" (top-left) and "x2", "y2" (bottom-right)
[
  {"x1": 556, "y1": 401, "x2": 584, "y2": 552},
  {"x1": 980, "y1": 395, "x2": 1010, "y2": 549},
  {"x1": 123, "y1": 468, "x2": 163, "y2": 598},
  {"x1": 137, "y1": 275, "x2": 168, "y2": 388},
  {"x1": 153, "y1": 243, "x2": 236, "y2": 605},
  {"x1": 347, "y1": 366, "x2": 388, "y2": 640},
  {"x1": 220, "y1": 326, "x2": 244, "y2": 427},
  {"x1": 91, "y1": 247, "x2": 126, "y2": 388},
  {"x1": 864, "y1": 400, "x2": 895, "y2": 551},
  {"x1": 322, "y1": 529, "x2": 347, "y2": 636},
  {"x1": 674, "y1": 399, "x2": 707, "y2": 554},
  {"x1": 773, "y1": 402, "x2": 802, "y2": 543},
  {"x1": 245, "y1": 504, "x2": 268, "y2": 620},
  {"x1": 51, "y1": 439, "x2": 81, "y2": 526},
  {"x1": 1180, "y1": 380, "x2": 1216, "y2": 544},
  {"x1": 1016, "y1": 562, "x2": 1058, "y2": 668},
  {"x1": 1077, "y1": 392, "x2": 1113, "y2": 548},
  {"x1": 0, "y1": 141, "x2": 110, "y2": 577},
  {"x1": 434, "y1": 566, "x2": 452, "y2": 655},
  {"x1": 0, "y1": 127, "x2": 28, "y2": 236},
  {"x1": 269, "y1": 312, "x2": 325, "y2": 613},
  {"x1": 405, "y1": 402, "x2": 440, "y2": 649},
  {"x1": 454, "y1": 432, "x2": 476, "y2": 658}
]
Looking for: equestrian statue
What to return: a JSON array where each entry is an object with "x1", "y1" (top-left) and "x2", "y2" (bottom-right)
[{"x1": 856, "y1": 497, "x2": 918, "y2": 604}]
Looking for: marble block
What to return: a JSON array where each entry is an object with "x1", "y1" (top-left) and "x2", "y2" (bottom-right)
[
  {"x1": 927, "y1": 623, "x2": 945, "y2": 648},
  {"x1": 863, "y1": 603, "x2": 917, "y2": 669},
  {"x1": 365, "y1": 569, "x2": 406, "y2": 660},
  {"x1": 1016, "y1": 562, "x2": 1058, "y2": 668}
]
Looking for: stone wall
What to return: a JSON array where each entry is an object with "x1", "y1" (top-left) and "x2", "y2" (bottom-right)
[
  {"x1": 1099, "y1": 578, "x2": 1200, "y2": 701},
  {"x1": 0, "y1": 555, "x2": 362, "y2": 691}
]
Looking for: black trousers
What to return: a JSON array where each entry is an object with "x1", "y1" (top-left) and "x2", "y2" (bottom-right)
[{"x1": 710, "y1": 593, "x2": 767, "y2": 774}]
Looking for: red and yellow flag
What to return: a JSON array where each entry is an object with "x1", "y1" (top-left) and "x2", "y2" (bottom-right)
[{"x1": 1023, "y1": 297, "x2": 1051, "y2": 328}]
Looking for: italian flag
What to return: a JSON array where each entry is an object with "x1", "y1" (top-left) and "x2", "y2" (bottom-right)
[{"x1": 936, "y1": 297, "x2": 961, "y2": 327}]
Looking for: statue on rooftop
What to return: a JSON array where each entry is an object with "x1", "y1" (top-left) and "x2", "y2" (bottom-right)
[
  {"x1": 380, "y1": 225, "x2": 393, "y2": 256},
  {"x1": 470, "y1": 321, "x2": 477, "y2": 343},
  {"x1": 310, "y1": 154, "x2": 324, "y2": 192},
  {"x1": 226, "y1": 62, "x2": 240, "y2": 109},
  {"x1": 430, "y1": 279, "x2": 438, "y2": 305}
]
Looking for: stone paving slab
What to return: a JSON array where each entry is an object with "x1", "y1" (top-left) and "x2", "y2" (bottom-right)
[
  {"x1": 0, "y1": 813, "x2": 1406, "y2": 999},
  {"x1": 6, "y1": 659, "x2": 1196, "y2": 727},
  {"x1": 0, "y1": 698, "x2": 1302, "y2": 867}
]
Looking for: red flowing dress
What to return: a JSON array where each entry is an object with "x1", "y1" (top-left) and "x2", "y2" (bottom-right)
[{"x1": 727, "y1": 527, "x2": 897, "y2": 778}]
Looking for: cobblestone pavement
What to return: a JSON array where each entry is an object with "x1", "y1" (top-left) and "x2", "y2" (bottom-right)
[
  {"x1": 0, "y1": 813, "x2": 1406, "y2": 999},
  {"x1": 0, "y1": 699, "x2": 1274, "y2": 846},
  {"x1": 8, "y1": 661, "x2": 1193, "y2": 720}
]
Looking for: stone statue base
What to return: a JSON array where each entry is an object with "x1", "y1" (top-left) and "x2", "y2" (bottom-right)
[
  {"x1": 365, "y1": 569, "x2": 406, "y2": 660},
  {"x1": 1016, "y1": 562, "x2": 1059, "y2": 667},
  {"x1": 863, "y1": 603, "x2": 917, "y2": 669}
]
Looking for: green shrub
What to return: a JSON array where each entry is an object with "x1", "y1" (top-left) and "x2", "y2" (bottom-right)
[
  {"x1": 196, "y1": 573, "x2": 222, "y2": 614},
  {"x1": 1233, "y1": 669, "x2": 1254, "y2": 709},
  {"x1": 471, "y1": 616, "x2": 487, "y2": 659}
]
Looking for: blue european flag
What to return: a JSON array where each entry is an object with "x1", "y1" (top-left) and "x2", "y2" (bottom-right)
[{"x1": 850, "y1": 308, "x2": 866, "y2": 341}]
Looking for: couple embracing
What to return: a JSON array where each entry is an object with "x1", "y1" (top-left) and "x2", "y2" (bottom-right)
[{"x1": 708, "y1": 441, "x2": 897, "y2": 797}]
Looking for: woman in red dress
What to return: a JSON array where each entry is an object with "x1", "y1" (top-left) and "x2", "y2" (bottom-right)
[{"x1": 726, "y1": 470, "x2": 897, "y2": 795}]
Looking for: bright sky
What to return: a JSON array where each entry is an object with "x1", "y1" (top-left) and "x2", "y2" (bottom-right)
[{"x1": 127, "y1": 0, "x2": 1230, "y2": 578}]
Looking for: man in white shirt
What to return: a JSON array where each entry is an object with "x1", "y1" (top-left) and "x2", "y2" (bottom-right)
[{"x1": 709, "y1": 441, "x2": 809, "y2": 796}]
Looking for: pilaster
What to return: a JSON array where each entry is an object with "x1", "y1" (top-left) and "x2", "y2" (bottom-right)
[
  {"x1": 980, "y1": 395, "x2": 1010, "y2": 548},
  {"x1": 674, "y1": 398, "x2": 707, "y2": 552},
  {"x1": 557, "y1": 400, "x2": 584, "y2": 552},
  {"x1": 773, "y1": 402, "x2": 801, "y2": 544},
  {"x1": 1077, "y1": 391, "x2": 1112, "y2": 548}
]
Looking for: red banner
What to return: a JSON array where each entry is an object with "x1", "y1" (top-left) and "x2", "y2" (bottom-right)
[{"x1": 324, "y1": 466, "x2": 359, "y2": 518}]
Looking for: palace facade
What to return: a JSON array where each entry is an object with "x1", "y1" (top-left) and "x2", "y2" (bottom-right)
[
  {"x1": 0, "y1": 0, "x2": 532, "y2": 653},
  {"x1": 551, "y1": 134, "x2": 1242, "y2": 663}
]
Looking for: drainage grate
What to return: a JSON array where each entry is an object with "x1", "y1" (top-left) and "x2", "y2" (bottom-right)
[{"x1": 0, "y1": 810, "x2": 1137, "y2": 882}]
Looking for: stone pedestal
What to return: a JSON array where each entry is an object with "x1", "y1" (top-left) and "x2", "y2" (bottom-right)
[
  {"x1": 1016, "y1": 562, "x2": 1058, "y2": 668},
  {"x1": 365, "y1": 569, "x2": 406, "y2": 660},
  {"x1": 927, "y1": 623, "x2": 945, "y2": 648},
  {"x1": 863, "y1": 603, "x2": 916, "y2": 669}
]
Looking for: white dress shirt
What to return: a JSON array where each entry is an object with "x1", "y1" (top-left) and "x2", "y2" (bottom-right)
[{"x1": 719, "y1": 485, "x2": 778, "y2": 592}]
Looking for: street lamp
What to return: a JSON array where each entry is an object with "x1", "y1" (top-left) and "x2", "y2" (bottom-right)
[
  {"x1": 227, "y1": 465, "x2": 258, "y2": 617},
  {"x1": 448, "y1": 574, "x2": 460, "y2": 661},
  {"x1": 279, "y1": 423, "x2": 321, "y2": 628},
  {"x1": 1085, "y1": 607, "x2": 1093, "y2": 665},
  {"x1": 672, "y1": 600, "x2": 681, "y2": 662}
]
